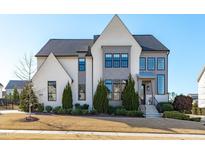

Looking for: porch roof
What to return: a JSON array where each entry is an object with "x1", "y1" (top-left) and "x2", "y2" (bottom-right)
[{"x1": 137, "y1": 72, "x2": 156, "y2": 79}]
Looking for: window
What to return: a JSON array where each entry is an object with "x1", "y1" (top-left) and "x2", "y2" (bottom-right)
[
  {"x1": 140, "y1": 57, "x2": 146, "y2": 70},
  {"x1": 147, "y1": 57, "x2": 155, "y2": 70},
  {"x1": 105, "y1": 80, "x2": 112, "y2": 100},
  {"x1": 105, "y1": 53, "x2": 112, "y2": 68},
  {"x1": 48, "y1": 81, "x2": 56, "y2": 101},
  {"x1": 104, "y1": 80, "x2": 127, "y2": 100},
  {"x1": 113, "y1": 53, "x2": 120, "y2": 68},
  {"x1": 79, "y1": 58, "x2": 85, "y2": 71},
  {"x1": 78, "y1": 84, "x2": 86, "y2": 100},
  {"x1": 157, "y1": 74, "x2": 165, "y2": 95},
  {"x1": 157, "y1": 57, "x2": 165, "y2": 70},
  {"x1": 121, "y1": 53, "x2": 128, "y2": 68}
]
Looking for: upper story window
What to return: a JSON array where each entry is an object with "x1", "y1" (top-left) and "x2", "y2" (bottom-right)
[
  {"x1": 157, "y1": 57, "x2": 165, "y2": 70},
  {"x1": 157, "y1": 74, "x2": 165, "y2": 95},
  {"x1": 79, "y1": 58, "x2": 85, "y2": 71},
  {"x1": 147, "y1": 57, "x2": 155, "y2": 71},
  {"x1": 48, "y1": 81, "x2": 56, "y2": 101},
  {"x1": 105, "y1": 53, "x2": 112, "y2": 68},
  {"x1": 121, "y1": 53, "x2": 128, "y2": 68},
  {"x1": 140, "y1": 57, "x2": 146, "y2": 70},
  {"x1": 113, "y1": 53, "x2": 120, "y2": 68}
]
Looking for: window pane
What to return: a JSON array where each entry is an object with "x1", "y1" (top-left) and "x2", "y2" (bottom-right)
[
  {"x1": 105, "y1": 80, "x2": 112, "y2": 100},
  {"x1": 147, "y1": 57, "x2": 155, "y2": 70},
  {"x1": 157, "y1": 58, "x2": 165, "y2": 70},
  {"x1": 48, "y1": 81, "x2": 56, "y2": 101},
  {"x1": 105, "y1": 53, "x2": 112, "y2": 68},
  {"x1": 157, "y1": 75, "x2": 165, "y2": 95},
  {"x1": 140, "y1": 57, "x2": 146, "y2": 70},
  {"x1": 78, "y1": 84, "x2": 86, "y2": 100},
  {"x1": 79, "y1": 58, "x2": 85, "y2": 71},
  {"x1": 113, "y1": 53, "x2": 120, "y2": 68},
  {"x1": 121, "y1": 53, "x2": 128, "y2": 68}
]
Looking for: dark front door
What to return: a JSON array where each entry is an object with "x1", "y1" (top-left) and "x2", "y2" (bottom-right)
[{"x1": 142, "y1": 84, "x2": 146, "y2": 105}]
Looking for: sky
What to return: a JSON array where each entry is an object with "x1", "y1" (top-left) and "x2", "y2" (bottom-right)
[{"x1": 0, "y1": 14, "x2": 204, "y2": 94}]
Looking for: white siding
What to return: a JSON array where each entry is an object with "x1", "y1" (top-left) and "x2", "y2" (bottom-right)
[{"x1": 198, "y1": 70, "x2": 205, "y2": 108}]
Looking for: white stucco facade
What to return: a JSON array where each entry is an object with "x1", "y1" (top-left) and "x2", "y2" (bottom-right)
[{"x1": 198, "y1": 67, "x2": 205, "y2": 108}]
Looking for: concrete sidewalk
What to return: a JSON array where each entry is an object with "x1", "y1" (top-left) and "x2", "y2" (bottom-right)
[{"x1": 0, "y1": 129, "x2": 205, "y2": 139}]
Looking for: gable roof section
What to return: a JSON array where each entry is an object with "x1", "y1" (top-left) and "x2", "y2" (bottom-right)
[
  {"x1": 33, "y1": 52, "x2": 73, "y2": 83},
  {"x1": 36, "y1": 39, "x2": 93, "y2": 57},
  {"x1": 198, "y1": 66, "x2": 205, "y2": 82},
  {"x1": 0, "y1": 83, "x2": 3, "y2": 87},
  {"x1": 5, "y1": 80, "x2": 28, "y2": 89}
]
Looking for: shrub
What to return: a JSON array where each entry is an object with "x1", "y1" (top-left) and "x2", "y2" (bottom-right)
[
  {"x1": 126, "y1": 110, "x2": 144, "y2": 117},
  {"x1": 173, "y1": 95, "x2": 192, "y2": 113},
  {"x1": 81, "y1": 109, "x2": 89, "y2": 115},
  {"x1": 93, "y1": 80, "x2": 109, "y2": 113},
  {"x1": 65, "y1": 108, "x2": 72, "y2": 114},
  {"x1": 163, "y1": 111, "x2": 190, "y2": 120},
  {"x1": 75, "y1": 103, "x2": 81, "y2": 109},
  {"x1": 53, "y1": 106, "x2": 62, "y2": 114},
  {"x1": 192, "y1": 102, "x2": 198, "y2": 115},
  {"x1": 13, "y1": 87, "x2": 20, "y2": 104},
  {"x1": 45, "y1": 106, "x2": 53, "y2": 113},
  {"x1": 71, "y1": 109, "x2": 82, "y2": 115},
  {"x1": 57, "y1": 108, "x2": 67, "y2": 114},
  {"x1": 36, "y1": 103, "x2": 44, "y2": 112},
  {"x1": 115, "y1": 108, "x2": 127, "y2": 116},
  {"x1": 89, "y1": 109, "x2": 97, "y2": 115},
  {"x1": 189, "y1": 117, "x2": 201, "y2": 122},
  {"x1": 81, "y1": 104, "x2": 89, "y2": 110},
  {"x1": 62, "y1": 82, "x2": 73, "y2": 109},
  {"x1": 122, "y1": 74, "x2": 139, "y2": 110},
  {"x1": 156, "y1": 102, "x2": 174, "y2": 113},
  {"x1": 108, "y1": 106, "x2": 117, "y2": 115}
]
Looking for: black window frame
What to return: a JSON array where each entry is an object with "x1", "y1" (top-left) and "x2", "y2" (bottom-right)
[
  {"x1": 121, "y1": 53, "x2": 128, "y2": 68},
  {"x1": 78, "y1": 58, "x2": 86, "y2": 71},
  {"x1": 105, "y1": 53, "x2": 113, "y2": 68},
  {"x1": 157, "y1": 57, "x2": 165, "y2": 71},
  {"x1": 147, "y1": 57, "x2": 155, "y2": 71},
  {"x1": 157, "y1": 74, "x2": 165, "y2": 95},
  {"x1": 48, "y1": 81, "x2": 57, "y2": 101},
  {"x1": 113, "y1": 53, "x2": 121, "y2": 68},
  {"x1": 140, "y1": 57, "x2": 146, "y2": 71}
]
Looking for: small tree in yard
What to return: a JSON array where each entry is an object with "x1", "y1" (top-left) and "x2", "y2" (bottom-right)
[
  {"x1": 93, "y1": 80, "x2": 109, "y2": 113},
  {"x1": 13, "y1": 87, "x2": 20, "y2": 104},
  {"x1": 19, "y1": 84, "x2": 38, "y2": 112},
  {"x1": 122, "y1": 74, "x2": 139, "y2": 110},
  {"x1": 173, "y1": 95, "x2": 192, "y2": 113},
  {"x1": 62, "y1": 82, "x2": 73, "y2": 109}
]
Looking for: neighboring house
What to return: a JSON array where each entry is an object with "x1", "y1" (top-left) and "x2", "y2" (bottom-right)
[
  {"x1": 32, "y1": 15, "x2": 169, "y2": 111},
  {"x1": 198, "y1": 66, "x2": 205, "y2": 108},
  {"x1": 5, "y1": 80, "x2": 28, "y2": 95},
  {"x1": 0, "y1": 83, "x2": 3, "y2": 98},
  {"x1": 188, "y1": 93, "x2": 198, "y2": 102}
]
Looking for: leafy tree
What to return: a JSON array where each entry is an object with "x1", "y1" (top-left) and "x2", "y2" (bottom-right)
[
  {"x1": 93, "y1": 80, "x2": 109, "y2": 113},
  {"x1": 62, "y1": 82, "x2": 73, "y2": 109},
  {"x1": 13, "y1": 87, "x2": 20, "y2": 103},
  {"x1": 173, "y1": 95, "x2": 192, "y2": 113},
  {"x1": 19, "y1": 83, "x2": 38, "y2": 112},
  {"x1": 122, "y1": 74, "x2": 139, "y2": 110}
]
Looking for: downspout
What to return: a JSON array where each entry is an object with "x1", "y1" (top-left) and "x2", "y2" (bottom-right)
[{"x1": 91, "y1": 55, "x2": 94, "y2": 110}]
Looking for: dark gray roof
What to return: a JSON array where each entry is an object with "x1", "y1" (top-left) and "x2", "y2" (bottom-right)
[
  {"x1": 5, "y1": 80, "x2": 28, "y2": 90},
  {"x1": 133, "y1": 35, "x2": 169, "y2": 51},
  {"x1": 36, "y1": 35, "x2": 169, "y2": 57},
  {"x1": 0, "y1": 83, "x2": 3, "y2": 87},
  {"x1": 36, "y1": 39, "x2": 93, "y2": 57}
]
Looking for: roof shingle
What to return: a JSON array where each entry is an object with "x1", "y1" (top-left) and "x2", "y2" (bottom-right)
[{"x1": 5, "y1": 80, "x2": 28, "y2": 90}]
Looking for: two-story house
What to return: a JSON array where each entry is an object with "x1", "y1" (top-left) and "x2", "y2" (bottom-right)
[{"x1": 32, "y1": 15, "x2": 169, "y2": 114}]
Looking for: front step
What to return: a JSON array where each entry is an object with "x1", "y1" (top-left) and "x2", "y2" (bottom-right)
[{"x1": 140, "y1": 105, "x2": 161, "y2": 118}]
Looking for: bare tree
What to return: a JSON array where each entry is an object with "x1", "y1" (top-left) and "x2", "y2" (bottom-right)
[{"x1": 15, "y1": 54, "x2": 36, "y2": 118}]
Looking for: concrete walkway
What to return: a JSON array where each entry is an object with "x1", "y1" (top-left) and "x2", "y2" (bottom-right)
[
  {"x1": 0, "y1": 129, "x2": 205, "y2": 139},
  {"x1": 0, "y1": 110, "x2": 24, "y2": 114}
]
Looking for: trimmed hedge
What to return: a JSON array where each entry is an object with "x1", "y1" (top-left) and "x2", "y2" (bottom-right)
[
  {"x1": 45, "y1": 106, "x2": 53, "y2": 113},
  {"x1": 163, "y1": 111, "x2": 190, "y2": 120},
  {"x1": 156, "y1": 102, "x2": 174, "y2": 113},
  {"x1": 189, "y1": 117, "x2": 201, "y2": 122},
  {"x1": 126, "y1": 110, "x2": 144, "y2": 117}
]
